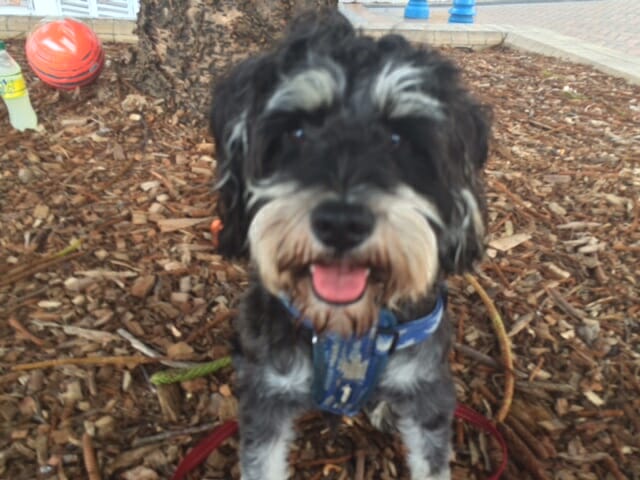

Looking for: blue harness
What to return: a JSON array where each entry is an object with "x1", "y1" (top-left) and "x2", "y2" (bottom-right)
[{"x1": 280, "y1": 290, "x2": 446, "y2": 416}]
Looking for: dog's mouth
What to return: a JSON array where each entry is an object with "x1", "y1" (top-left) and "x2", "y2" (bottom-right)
[{"x1": 309, "y1": 262, "x2": 370, "y2": 305}]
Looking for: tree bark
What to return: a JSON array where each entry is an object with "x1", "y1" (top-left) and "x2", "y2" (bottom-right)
[{"x1": 129, "y1": 0, "x2": 338, "y2": 123}]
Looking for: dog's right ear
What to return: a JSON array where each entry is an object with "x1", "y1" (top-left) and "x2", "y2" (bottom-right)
[{"x1": 210, "y1": 56, "x2": 269, "y2": 257}]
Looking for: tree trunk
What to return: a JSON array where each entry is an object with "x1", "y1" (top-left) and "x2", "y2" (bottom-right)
[{"x1": 129, "y1": 0, "x2": 338, "y2": 123}]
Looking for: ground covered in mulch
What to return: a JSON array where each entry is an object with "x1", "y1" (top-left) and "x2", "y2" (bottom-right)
[{"x1": 1, "y1": 39, "x2": 639, "y2": 480}]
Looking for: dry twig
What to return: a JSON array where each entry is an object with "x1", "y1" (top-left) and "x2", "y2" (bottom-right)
[
  {"x1": 117, "y1": 328, "x2": 198, "y2": 369},
  {"x1": 498, "y1": 423, "x2": 550, "y2": 480},
  {"x1": 131, "y1": 423, "x2": 219, "y2": 448},
  {"x1": 545, "y1": 287, "x2": 585, "y2": 321},
  {"x1": 82, "y1": 433, "x2": 101, "y2": 480},
  {"x1": 8, "y1": 316, "x2": 45, "y2": 346},
  {"x1": 354, "y1": 449, "x2": 366, "y2": 480},
  {"x1": 464, "y1": 273, "x2": 514, "y2": 423},
  {"x1": 0, "y1": 251, "x2": 84, "y2": 287},
  {"x1": 490, "y1": 179, "x2": 550, "y2": 223},
  {"x1": 12, "y1": 355, "x2": 160, "y2": 372}
]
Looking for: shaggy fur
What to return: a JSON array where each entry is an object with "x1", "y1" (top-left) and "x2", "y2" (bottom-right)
[{"x1": 210, "y1": 10, "x2": 490, "y2": 480}]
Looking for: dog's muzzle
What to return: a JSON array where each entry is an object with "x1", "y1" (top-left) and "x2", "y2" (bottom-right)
[{"x1": 309, "y1": 200, "x2": 375, "y2": 305}]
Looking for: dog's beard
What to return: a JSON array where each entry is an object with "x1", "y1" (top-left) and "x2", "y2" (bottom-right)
[{"x1": 247, "y1": 181, "x2": 441, "y2": 337}]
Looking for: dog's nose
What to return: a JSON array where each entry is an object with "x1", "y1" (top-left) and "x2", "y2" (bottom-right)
[{"x1": 311, "y1": 200, "x2": 375, "y2": 251}]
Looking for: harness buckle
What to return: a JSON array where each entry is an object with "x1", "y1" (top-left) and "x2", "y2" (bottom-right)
[{"x1": 375, "y1": 328, "x2": 399, "y2": 355}]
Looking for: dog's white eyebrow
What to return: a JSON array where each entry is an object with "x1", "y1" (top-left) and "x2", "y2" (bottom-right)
[
  {"x1": 372, "y1": 63, "x2": 444, "y2": 120},
  {"x1": 266, "y1": 67, "x2": 342, "y2": 113},
  {"x1": 246, "y1": 178, "x2": 302, "y2": 209}
]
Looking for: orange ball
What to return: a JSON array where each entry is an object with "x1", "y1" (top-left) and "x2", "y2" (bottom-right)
[{"x1": 25, "y1": 18, "x2": 104, "y2": 90}]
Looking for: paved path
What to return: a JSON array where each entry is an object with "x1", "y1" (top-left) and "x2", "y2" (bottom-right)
[
  {"x1": 369, "y1": 0, "x2": 640, "y2": 57},
  {"x1": 475, "y1": 0, "x2": 640, "y2": 57}
]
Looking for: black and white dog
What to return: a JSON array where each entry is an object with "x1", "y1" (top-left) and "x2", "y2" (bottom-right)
[{"x1": 210, "y1": 11, "x2": 490, "y2": 480}]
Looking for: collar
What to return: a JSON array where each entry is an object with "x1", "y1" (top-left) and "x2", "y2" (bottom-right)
[{"x1": 279, "y1": 287, "x2": 447, "y2": 416}]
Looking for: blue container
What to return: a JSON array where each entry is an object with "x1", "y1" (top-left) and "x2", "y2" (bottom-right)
[
  {"x1": 404, "y1": 0, "x2": 430, "y2": 19},
  {"x1": 449, "y1": 0, "x2": 476, "y2": 24}
]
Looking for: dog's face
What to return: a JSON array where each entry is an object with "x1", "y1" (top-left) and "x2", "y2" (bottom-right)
[{"x1": 211, "y1": 13, "x2": 490, "y2": 337}]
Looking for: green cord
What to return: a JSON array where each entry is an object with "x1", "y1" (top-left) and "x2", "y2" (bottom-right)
[{"x1": 150, "y1": 356, "x2": 232, "y2": 385}]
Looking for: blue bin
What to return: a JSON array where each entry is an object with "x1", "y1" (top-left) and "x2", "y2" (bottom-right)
[
  {"x1": 449, "y1": 0, "x2": 476, "y2": 24},
  {"x1": 405, "y1": 0, "x2": 430, "y2": 19}
]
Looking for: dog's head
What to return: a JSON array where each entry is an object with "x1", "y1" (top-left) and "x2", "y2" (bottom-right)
[{"x1": 210, "y1": 11, "x2": 490, "y2": 337}]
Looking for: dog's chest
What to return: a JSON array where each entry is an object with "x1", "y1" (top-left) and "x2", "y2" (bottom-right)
[{"x1": 262, "y1": 347, "x2": 424, "y2": 400}]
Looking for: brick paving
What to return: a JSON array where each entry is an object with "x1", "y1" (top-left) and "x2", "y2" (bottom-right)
[
  {"x1": 369, "y1": 0, "x2": 640, "y2": 57},
  {"x1": 473, "y1": 0, "x2": 640, "y2": 57}
]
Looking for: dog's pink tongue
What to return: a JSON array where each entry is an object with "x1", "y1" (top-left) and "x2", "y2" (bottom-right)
[{"x1": 311, "y1": 264, "x2": 369, "y2": 304}]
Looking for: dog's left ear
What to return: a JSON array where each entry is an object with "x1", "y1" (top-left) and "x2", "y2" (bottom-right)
[
  {"x1": 210, "y1": 80, "x2": 248, "y2": 257},
  {"x1": 210, "y1": 56, "x2": 272, "y2": 257},
  {"x1": 440, "y1": 96, "x2": 492, "y2": 273}
]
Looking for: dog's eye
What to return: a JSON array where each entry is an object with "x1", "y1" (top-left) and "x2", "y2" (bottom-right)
[
  {"x1": 390, "y1": 133, "x2": 402, "y2": 148},
  {"x1": 289, "y1": 128, "x2": 306, "y2": 142}
]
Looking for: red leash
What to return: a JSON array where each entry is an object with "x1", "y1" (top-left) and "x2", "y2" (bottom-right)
[
  {"x1": 171, "y1": 420, "x2": 238, "y2": 480},
  {"x1": 454, "y1": 404, "x2": 508, "y2": 480},
  {"x1": 172, "y1": 405, "x2": 507, "y2": 480}
]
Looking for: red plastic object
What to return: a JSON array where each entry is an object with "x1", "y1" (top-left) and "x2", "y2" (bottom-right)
[
  {"x1": 171, "y1": 420, "x2": 238, "y2": 480},
  {"x1": 172, "y1": 405, "x2": 507, "y2": 479},
  {"x1": 455, "y1": 404, "x2": 508, "y2": 479},
  {"x1": 25, "y1": 18, "x2": 104, "y2": 90}
]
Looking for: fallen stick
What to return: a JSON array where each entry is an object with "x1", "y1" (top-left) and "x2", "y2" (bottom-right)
[
  {"x1": 545, "y1": 287, "x2": 585, "y2": 322},
  {"x1": 12, "y1": 355, "x2": 161, "y2": 372},
  {"x1": 453, "y1": 342, "x2": 501, "y2": 370},
  {"x1": 354, "y1": 450, "x2": 366, "y2": 480},
  {"x1": 82, "y1": 433, "x2": 102, "y2": 480},
  {"x1": 117, "y1": 328, "x2": 199, "y2": 369},
  {"x1": 131, "y1": 422, "x2": 219, "y2": 448},
  {"x1": 490, "y1": 179, "x2": 550, "y2": 223},
  {"x1": 0, "y1": 251, "x2": 84, "y2": 287},
  {"x1": 464, "y1": 273, "x2": 514, "y2": 423},
  {"x1": 498, "y1": 423, "x2": 550, "y2": 480},
  {"x1": 3, "y1": 239, "x2": 82, "y2": 274},
  {"x1": 8, "y1": 316, "x2": 45, "y2": 346},
  {"x1": 184, "y1": 308, "x2": 236, "y2": 344},
  {"x1": 505, "y1": 416, "x2": 551, "y2": 460}
]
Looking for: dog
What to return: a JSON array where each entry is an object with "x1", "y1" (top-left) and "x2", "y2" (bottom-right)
[{"x1": 209, "y1": 10, "x2": 490, "y2": 480}]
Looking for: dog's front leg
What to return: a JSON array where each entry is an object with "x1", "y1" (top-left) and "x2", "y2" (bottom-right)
[
  {"x1": 238, "y1": 404, "x2": 296, "y2": 480},
  {"x1": 236, "y1": 360, "x2": 310, "y2": 480},
  {"x1": 393, "y1": 380, "x2": 455, "y2": 480},
  {"x1": 398, "y1": 414, "x2": 452, "y2": 480}
]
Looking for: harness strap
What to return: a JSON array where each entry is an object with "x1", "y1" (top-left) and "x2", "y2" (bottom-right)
[{"x1": 280, "y1": 291, "x2": 446, "y2": 416}]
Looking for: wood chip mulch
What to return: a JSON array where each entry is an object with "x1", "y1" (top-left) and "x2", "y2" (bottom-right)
[{"x1": 1, "y1": 40, "x2": 639, "y2": 480}]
